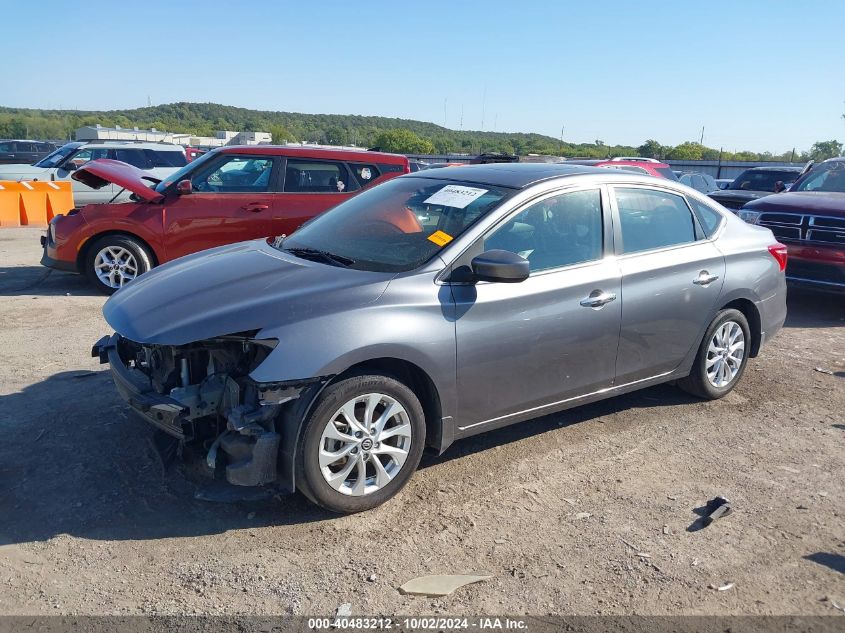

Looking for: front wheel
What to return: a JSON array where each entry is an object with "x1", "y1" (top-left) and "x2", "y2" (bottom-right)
[
  {"x1": 84, "y1": 235, "x2": 154, "y2": 295},
  {"x1": 296, "y1": 373, "x2": 426, "y2": 513},
  {"x1": 678, "y1": 308, "x2": 751, "y2": 400}
]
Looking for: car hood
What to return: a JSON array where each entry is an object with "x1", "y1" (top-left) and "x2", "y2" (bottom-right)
[
  {"x1": 0, "y1": 164, "x2": 51, "y2": 179},
  {"x1": 103, "y1": 239, "x2": 394, "y2": 345},
  {"x1": 72, "y1": 159, "x2": 164, "y2": 202},
  {"x1": 709, "y1": 190, "x2": 769, "y2": 202},
  {"x1": 743, "y1": 191, "x2": 845, "y2": 216}
]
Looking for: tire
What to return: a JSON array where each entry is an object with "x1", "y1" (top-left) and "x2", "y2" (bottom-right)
[
  {"x1": 678, "y1": 308, "x2": 751, "y2": 400},
  {"x1": 84, "y1": 234, "x2": 154, "y2": 295},
  {"x1": 296, "y1": 373, "x2": 426, "y2": 513}
]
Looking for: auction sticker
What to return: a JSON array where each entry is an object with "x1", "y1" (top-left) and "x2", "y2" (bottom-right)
[
  {"x1": 423, "y1": 185, "x2": 488, "y2": 208},
  {"x1": 427, "y1": 230, "x2": 454, "y2": 246}
]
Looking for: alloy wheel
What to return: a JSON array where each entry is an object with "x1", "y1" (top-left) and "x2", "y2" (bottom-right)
[
  {"x1": 318, "y1": 393, "x2": 412, "y2": 496},
  {"x1": 94, "y1": 246, "x2": 139, "y2": 289},
  {"x1": 705, "y1": 320, "x2": 745, "y2": 388}
]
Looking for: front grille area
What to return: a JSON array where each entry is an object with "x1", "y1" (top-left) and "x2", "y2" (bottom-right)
[{"x1": 758, "y1": 212, "x2": 845, "y2": 246}]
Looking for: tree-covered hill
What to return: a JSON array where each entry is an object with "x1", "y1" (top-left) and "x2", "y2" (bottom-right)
[{"x1": 0, "y1": 102, "x2": 835, "y2": 161}]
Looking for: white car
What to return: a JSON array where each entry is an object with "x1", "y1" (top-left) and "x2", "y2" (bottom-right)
[{"x1": 0, "y1": 141, "x2": 187, "y2": 205}]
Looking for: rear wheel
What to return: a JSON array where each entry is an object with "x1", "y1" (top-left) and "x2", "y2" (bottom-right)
[
  {"x1": 84, "y1": 235, "x2": 154, "y2": 295},
  {"x1": 678, "y1": 308, "x2": 750, "y2": 400},
  {"x1": 296, "y1": 373, "x2": 425, "y2": 513}
]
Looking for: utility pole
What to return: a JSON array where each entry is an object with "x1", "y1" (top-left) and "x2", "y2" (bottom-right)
[
  {"x1": 481, "y1": 87, "x2": 487, "y2": 131},
  {"x1": 460, "y1": 104, "x2": 464, "y2": 131},
  {"x1": 443, "y1": 97, "x2": 448, "y2": 127},
  {"x1": 559, "y1": 125, "x2": 565, "y2": 153},
  {"x1": 699, "y1": 126, "x2": 705, "y2": 145}
]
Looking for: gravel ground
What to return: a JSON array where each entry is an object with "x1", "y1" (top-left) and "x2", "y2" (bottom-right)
[{"x1": 0, "y1": 227, "x2": 843, "y2": 617}]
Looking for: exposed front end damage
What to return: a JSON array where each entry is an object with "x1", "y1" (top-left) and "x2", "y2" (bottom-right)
[{"x1": 92, "y1": 333, "x2": 319, "y2": 490}]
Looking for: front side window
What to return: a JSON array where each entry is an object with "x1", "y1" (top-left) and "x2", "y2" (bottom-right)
[
  {"x1": 615, "y1": 188, "x2": 697, "y2": 254},
  {"x1": 66, "y1": 147, "x2": 110, "y2": 169},
  {"x1": 191, "y1": 156, "x2": 273, "y2": 192},
  {"x1": 279, "y1": 177, "x2": 510, "y2": 272},
  {"x1": 0, "y1": 142, "x2": 13, "y2": 152},
  {"x1": 484, "y1": 189, "x2": 603, "y2": 272},
  {"x1": 284, "y1": 160, "x2": 357, "y2": 193}
]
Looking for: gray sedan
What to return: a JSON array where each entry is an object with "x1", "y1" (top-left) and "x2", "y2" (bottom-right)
[{"x1": 93, "y1": 164, "x2": 788, "y2": 513}]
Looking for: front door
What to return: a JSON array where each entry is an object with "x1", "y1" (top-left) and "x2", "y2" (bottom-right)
[
  {"x1": 452, "y1": 187, "x2": 621, "y2": 430},
  {"x1": 162, "y1": 154, "x2": 277, "y2": 261},
  {"x1": 610, "y1": 185, "x2": 726, "y2": 384}
]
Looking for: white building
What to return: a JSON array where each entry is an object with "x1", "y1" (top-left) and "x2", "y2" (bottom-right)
[{"x1": 75, "y1": 125, "x2": 272, "y2": 148}]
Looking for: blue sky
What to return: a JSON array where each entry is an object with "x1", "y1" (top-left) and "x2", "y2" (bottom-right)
[{"x1": 2, "y1": 0, "x2": 843, "y2": 153}]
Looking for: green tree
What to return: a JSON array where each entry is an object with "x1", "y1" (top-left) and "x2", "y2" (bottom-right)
[
  {"x1": 269, "y1": 124, "x2": 295, "y2": 144},
  {"x1": 809, "y1": 140, "x2": 843, "y2": 160},
  {"x1": 665, "y1": 142, "x2": 705, "y2": 160},
  {"x1": 637, "y1": 139, "x2": 664, "y2": 159},
  {"x1": 324, "y1": 125, "x2": 348, "y2": 146},
  {"x1": 373, "y1": 128, "x2": 435, "y2": 154}
]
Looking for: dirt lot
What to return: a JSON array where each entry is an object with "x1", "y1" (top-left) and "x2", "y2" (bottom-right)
[{"x1": 0, "y1": 226, "x2": 843, "y2": 617}]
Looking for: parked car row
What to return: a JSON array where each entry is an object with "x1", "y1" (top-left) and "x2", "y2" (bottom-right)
[{"x1": 732, "y1": 157, "x2": 845, "y2": 292}]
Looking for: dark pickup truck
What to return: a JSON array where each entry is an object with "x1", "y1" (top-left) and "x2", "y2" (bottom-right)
[
  {"x1": 738, "y1": 157, "x2": 845, "y2": 292},
  {"x1": 709, "y1": 166, "x2": 804, "y2": 210}
]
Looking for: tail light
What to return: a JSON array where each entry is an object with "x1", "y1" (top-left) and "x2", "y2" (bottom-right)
[{"x1": 768, "y1": 243, "x2": 788, "y2": 272}]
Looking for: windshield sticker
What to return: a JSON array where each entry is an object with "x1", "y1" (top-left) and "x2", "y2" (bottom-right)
[
  {"x1": 360, "y1": 167, "x2": 372, "y2": 180},
  {"x1": 427, "y1": 230, "x2": 454, "y2": 247},
  {"x1": 424, "y1": 185, "x2": 488, "y2": 209}
]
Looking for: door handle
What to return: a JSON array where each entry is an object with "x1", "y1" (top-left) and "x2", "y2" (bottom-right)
[
  {"x1": 242, "y1": 203, "x2": 269, "y2": 212},
  {"x1": 580, "y1": 290, "x2": 617, "y2": 309},
  {"x1": 693, "y1": 271, "x2": 720, "y2": 286}
]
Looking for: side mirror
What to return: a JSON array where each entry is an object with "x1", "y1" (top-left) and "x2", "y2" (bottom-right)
[
  {"x1": 62, "y1": 161, "x2": 78, "y2": 171},
  {"x1": 773, "y1": 181, "x2": 786, "y2": 193},
  {"x1": 176, "y1": 179, "x2": 193, "y2": 195},
  {"x1": 470, "y1": 250, "x2": 530, "y2": 283}
]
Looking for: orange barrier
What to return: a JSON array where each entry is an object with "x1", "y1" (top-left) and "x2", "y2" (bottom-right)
[{"x1": 0, "y1": 181, "x2": 74, "y2": 227}]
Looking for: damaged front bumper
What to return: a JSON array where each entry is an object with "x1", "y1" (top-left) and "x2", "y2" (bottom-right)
[{"x1": 92, "y1": 334, "x2": 320, "y2": 491}]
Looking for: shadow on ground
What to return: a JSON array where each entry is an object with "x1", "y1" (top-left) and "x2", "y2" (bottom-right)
[
  {"x1": 803, "y1": 552, "x2": 845, "y2": 576},
  {"x1": 784, "y1": 288, "x2": 845, "y2": 329},
  {"x1": 0, "y1": 369, "x2": 695, "y2": 547},
  {"x1": 0, "y1": 266, "x2": 102, "y2": 297}
]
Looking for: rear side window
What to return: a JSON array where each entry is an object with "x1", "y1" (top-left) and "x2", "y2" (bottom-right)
[
  {"x1": 350, "y1": 163, "x2": 380, "y2": 187},
  {"x1": 688, "y1": 198, "x2": 724, "y2": 237},
  {"x1": 145, "y1": 149, "x2": 187, "y2": 167},
  {"x1": 615, "y1": 188, "x2": 697, "y2": 254},
  {"x1": 284, "y1": 160, "x2": 358, "y2": 193},
  {"x1": 655, "y1": 167, "x2": 679, "y2": 181},
  {"x1": 115, "y1": 148, "x2": 152, "y2": 169}
]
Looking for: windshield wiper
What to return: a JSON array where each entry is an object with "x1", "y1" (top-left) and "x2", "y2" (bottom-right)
[{"x1": 284, "y1": 247, "x2": 355, "y2": 267}]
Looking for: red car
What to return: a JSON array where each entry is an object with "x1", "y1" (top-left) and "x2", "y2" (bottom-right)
[
  {"x1": 566, "y1": 157, "x2": 678, "y2": 180},
  {"x1": 41, "y1": 146, "x2": 410, "y2": 293}
]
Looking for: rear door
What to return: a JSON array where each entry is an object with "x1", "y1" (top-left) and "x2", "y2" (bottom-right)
[
  {"x1": 161, "y1": 153, "x2": 277, "y2": 261},
  {"x1": 268, "y1": 158, "x2": 360, "y2": 237},
  {"x1": 610, "y1": 185, "x2": 726, "y2": 384}
]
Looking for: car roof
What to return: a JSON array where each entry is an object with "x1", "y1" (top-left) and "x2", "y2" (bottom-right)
[
  {"x1": 740, "y1": 166, "x2": 803, "y2": 172},
  {"x1": 402, "y1": 162, "x2": 622, "y2": 189},
  {"x1": 75, "y1": 141, "x2": 185, "y2": 151},
  {"x1": 216, "y1": 145, "x2": 408, "y2": 163},
  {"x1": 566, "y1": 158, "x2": 671, "y2": 168}
]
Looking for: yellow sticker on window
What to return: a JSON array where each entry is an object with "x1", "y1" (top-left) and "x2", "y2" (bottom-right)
[{"x1": 427, "y1": 230, "x2": 454, "y2": 247}]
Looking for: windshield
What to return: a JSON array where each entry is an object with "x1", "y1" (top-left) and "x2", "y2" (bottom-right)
[
  {"x1": 791, "y1": 161, "x2": 845, "y2": 193},
  {"x1": 728, "y1": 169, "x2": 798, "y2": 192},
  {"x1": 34, "y1": 143, "x2": 80, "y2": 168},
  {"x1": 278, "y1": 176, "x2": 512, "y2": 273},
  {"x1": 154, "y1": 150, "x2": 218, "y2": 193},
  {"x1": 655, "y1": 167, "x2": 679, "y2": 181}
]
